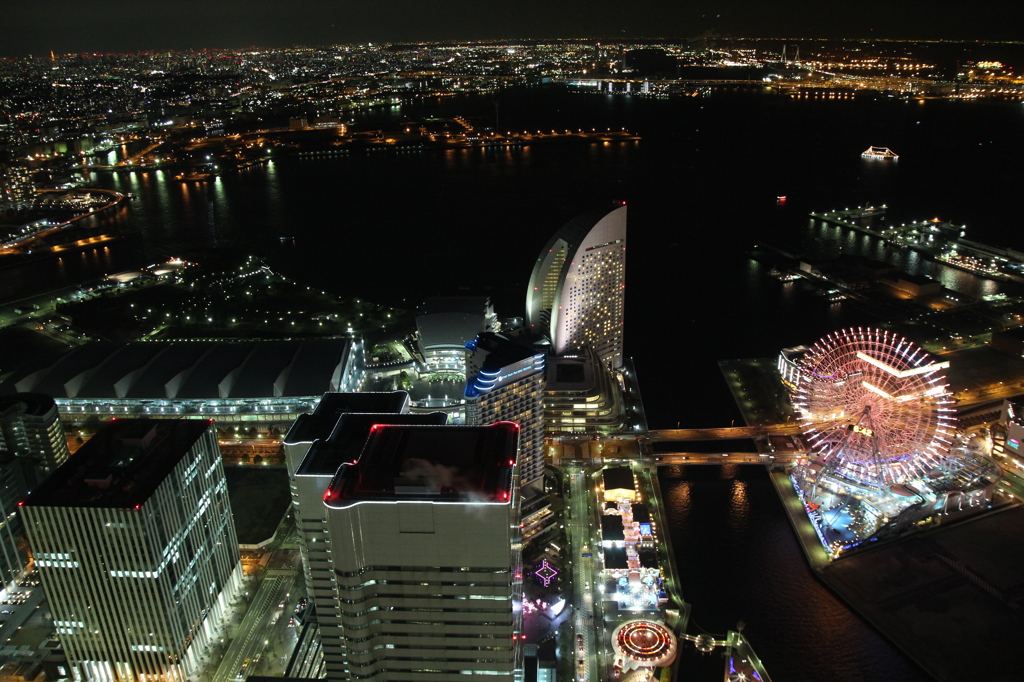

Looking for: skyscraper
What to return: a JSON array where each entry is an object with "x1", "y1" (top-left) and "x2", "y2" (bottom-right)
[
  {"x1": 285, "y1": 392, "x2": 447, "y2": 678},
  {"x1": 322, "y1": 422, "x2": 523, "y2": 682},
  {"x1": 0, "y1": 393, "x2": 71, "y2": 587},
  {"x1": 0, "y1": 393, "x2": 71, "y2": 483},
  {"x1": 20, "y1": 419, "x2": 242, "y2": 682},
  {"x1": 526, "y1": 203, "x2": 627, "y2": 369},
  {"x1": 465, "y1": 332, "x2": 546, "y2": 494}
]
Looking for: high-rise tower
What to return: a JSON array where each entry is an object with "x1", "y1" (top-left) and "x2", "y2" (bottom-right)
[
  {"x1": 526, "y1": 204, "x2": 627, "y2": 369},
  {"x1": 285, "y1": 392, "x2": 447, "y2": 679},
  {"x1": 322, "y1": 422, "x2": 523, "y2": 682},
  {"x1": 465, "y1": 333, "x2": 546, "y2": 494},
  {"x1": 0, "y1": 393, "x2": 71, "y2": 483},
  {"x1": 20, "y1": 419, "x2": 242, "y2": 682},
  {"x1": 0, "y1": 393, "x2": 71, "y2": 587}
]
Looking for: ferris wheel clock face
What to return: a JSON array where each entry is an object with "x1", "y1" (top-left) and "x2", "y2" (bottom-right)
[{"x1": 795, "y1": 328, "x2": 956, "y2": 486}]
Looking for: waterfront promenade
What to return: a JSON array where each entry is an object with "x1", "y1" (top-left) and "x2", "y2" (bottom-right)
[{"x1": 0, "y1": 188, "x2": 126, "y2": 255}]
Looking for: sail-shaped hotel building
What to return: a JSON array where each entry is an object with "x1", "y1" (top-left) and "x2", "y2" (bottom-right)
[{"x1": 525, "y1": 203, "x2": 627, "y2": 369}]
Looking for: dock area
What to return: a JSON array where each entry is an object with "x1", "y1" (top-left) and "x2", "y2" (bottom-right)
[{"x1": 811, "y1": 205, "x2": 1024, "y2": 283}]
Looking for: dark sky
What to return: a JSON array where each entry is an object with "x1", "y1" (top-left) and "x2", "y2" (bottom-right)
[{"x1": 2, "y1": 0, "x2": 1021, "y2": 57}]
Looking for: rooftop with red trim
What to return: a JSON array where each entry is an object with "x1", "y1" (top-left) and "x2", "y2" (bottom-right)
[{"x1": 323, "y1": 422, "x2": 520, "y2": 507}]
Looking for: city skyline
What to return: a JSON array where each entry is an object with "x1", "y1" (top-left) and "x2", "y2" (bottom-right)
[
  {"x1": 4, "y1": 2, "x2": 1024, "y2": 58},
  {"x1": 4, "y1": 15, "x2": 1024, "y2": 680}
]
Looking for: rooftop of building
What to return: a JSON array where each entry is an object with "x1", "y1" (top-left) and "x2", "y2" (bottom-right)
[
  {"x1": 323, "y1": 422, "x2": 519, "y2": 507},
  {"x1": 0, "y1": 339, "x2": 355, "y2": 401},
  {"x1": 464, "y1": 332, "x2": 543, "y2": 399},
  {"x1": 0, "y1": 393, "x2": 60, "y2": 418},
  {"x1": 601, "y1": 515, "x2": 625, "y2": 542},
  {"x1": 23, "y1": 418, "x2": 211, "y2": 509},
  {"x1": 284, "y1": 391, "x2": 410, "y2": 444},
  {"x1": 995, "y1": 327, "x2": 1024, "y2": 342},
  {"x1": 296, "y1": 411, "x2": 448, "y2": 477},
  {"x1": 415, "y1": 312, "x2": 489, "y2": 351},
  {"x1": 545, "y1": 352, "x2": 599, "y2": 391},
  {"x1": 421, "y1": 296, "x2": 492, "y2": 316},
  {"x1": 603, "y1": 466, "x2": 635, "y2": 491}
]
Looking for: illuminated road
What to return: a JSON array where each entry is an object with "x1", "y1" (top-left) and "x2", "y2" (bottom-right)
[
  {"x1": 566, "y1": 465, "x2": 598, "y2": 682},
  {"x1": 212, "y1": 570, "x2": 295, "y2": 682}
]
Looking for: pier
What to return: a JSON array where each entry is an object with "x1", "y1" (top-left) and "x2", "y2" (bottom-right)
[{"x1": 811, "y1": 205, "x2": 1024, "y2": 283}]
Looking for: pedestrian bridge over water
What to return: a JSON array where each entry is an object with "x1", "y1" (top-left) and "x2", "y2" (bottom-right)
[{"x1": 548, "y1": 423, "x2": 806, "y2": 465}]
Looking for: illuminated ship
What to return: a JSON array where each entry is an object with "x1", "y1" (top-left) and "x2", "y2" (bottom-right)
[{"x1": 862, "y1": 146, "x2": 899, "y2": 158}]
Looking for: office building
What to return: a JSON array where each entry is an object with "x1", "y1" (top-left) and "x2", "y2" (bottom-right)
[
  {"x1": 284, "y1": 392, "x2": 412, "y2": 476},
  {"x1": 526, "y1": 204, "x2": 627, "y2": 369},
  {"x1": 0, "y1": 453, "x2": 31, "y2": 587},
  {"x1": 0, "y1": 163, "x2": 34, "y2": 206},
  {"x1": 0, "y1": 394, "x2": 71, "y2": 586},
  {"x1": 0, "y1": 393, "x2": 71, "y2": 482},
  {"x1": 285, "y1": 392, "x2": 446, "y2": 678},
  {"x1": 323, "y1": 422, "x2": 523, "y2": 682},
  {"x1": 20, "y1": 419, "x2": 242, "y2": 682},
  {"x1": 465, "y1": 332, "x2": 546, "y2": 494}
]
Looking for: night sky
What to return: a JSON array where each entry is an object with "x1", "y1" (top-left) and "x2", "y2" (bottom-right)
[{"x1": 2, "y1": 0, "x2": 1023, "y2": 57}]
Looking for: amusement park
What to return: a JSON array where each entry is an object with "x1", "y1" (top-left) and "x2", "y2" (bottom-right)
[{"x1": 786, "y1": 327, "x2": 1003, "y2": 557}]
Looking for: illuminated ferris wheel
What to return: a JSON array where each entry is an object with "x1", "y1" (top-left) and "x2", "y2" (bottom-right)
[{"x1": 794, "y1": 327, "x2": 957, "y2": 488}]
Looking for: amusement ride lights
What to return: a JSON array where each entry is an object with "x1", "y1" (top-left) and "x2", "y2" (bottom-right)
[{"x1": 794, "y1": 327, "x2": 956, "y2": 489}]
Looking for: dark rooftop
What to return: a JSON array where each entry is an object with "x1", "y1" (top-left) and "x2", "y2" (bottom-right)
[
  {"x1": 421, "y1": 296, "x2": 491, "y2": 316},
  {"x1": 0, "y1": 339, "x2": 354, "y2": 401},
  {"x1": 601, "y1": 515, "x2": 625, "y2": 542},
  {"x1": 284, "y1": 392, "x2": 410, "y2": 444},
  {"x1": 0, "y1": 393, "x2": 60, "y2": 417},
  {"x1": 603, "y1": 466, "x2": 635, "y2": 492},
  {"x1": 603, "y1": 546, "x2": 628, "y2": 569},
  {"x1": 296, "y1": 412, "x2": 448, "y2": 477},
  {"x1": 324, "y1": 422, "x2": 519, "y2": 507},
  {"x1": 24, "y1": 419, "x2": 212, "y2": 509}
]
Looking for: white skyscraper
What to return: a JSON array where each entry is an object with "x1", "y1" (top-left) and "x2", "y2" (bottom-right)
[
  {"x1": 284, "y1": 392, "x2": 446, "y2": 678},
  {"x1": 526, "y1": 204, "x2": 627, "y2": 369},
  {"x1": 20, "y1": 419, "x2": 242, "y2": 682},
  {"x1": 322, "y1": 422, "x2": 523, "y2": 682}
]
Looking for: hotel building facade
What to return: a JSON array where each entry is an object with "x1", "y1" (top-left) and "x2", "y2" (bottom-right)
[{"x1": 526, "y1": 204, "x2": 627, "y2": 369}]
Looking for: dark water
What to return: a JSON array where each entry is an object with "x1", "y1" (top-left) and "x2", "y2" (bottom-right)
[
  {"x1": 660, "y1": 465, "x2": 931, "y2": 682},
  {"x1": 8, "y1": 87, "x2": 1024, "y2": 680}
]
